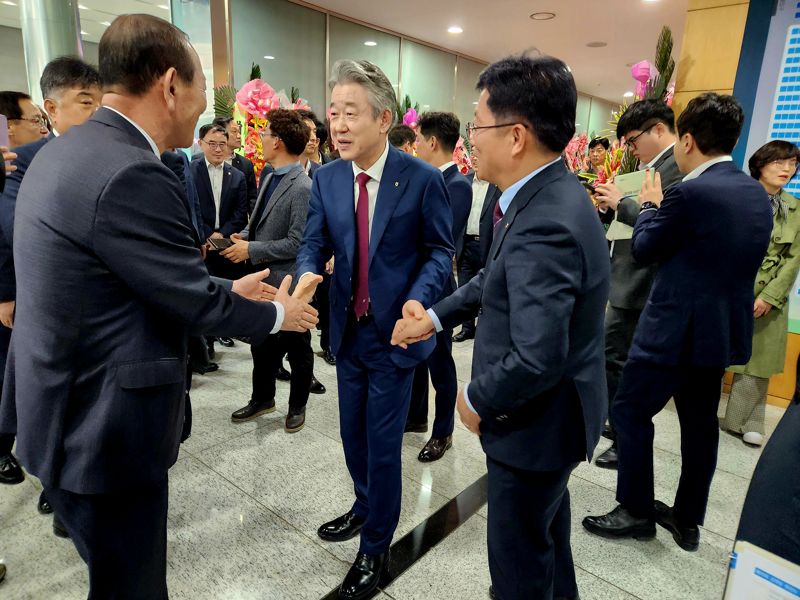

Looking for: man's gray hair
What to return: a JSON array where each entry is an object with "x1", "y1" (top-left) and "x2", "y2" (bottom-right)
[{"x1": 329, "y1": 59, "x2": 396, "y2": 122}]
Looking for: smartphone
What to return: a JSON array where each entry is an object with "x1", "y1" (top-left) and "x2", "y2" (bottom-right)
[{"x1": 208, "y1": 237, "x2": 234, "y2": 251}]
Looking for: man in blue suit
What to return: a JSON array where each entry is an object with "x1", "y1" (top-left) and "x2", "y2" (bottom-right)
[
  {"x1": 393, "y1": 55, "x2": 609, "y2": 600},
  {"x1": 583, "y1": 94, "x2": 773, "y2": 552},
  {"x1": 406, "y1": 111, "x2": 472, "y2": 462},
  {"x1": 294, "y1": 59, "x2": 453, "y2": 600},
  {"x1": 0, "y1": 15, "x2": 318, "y2": 599}
]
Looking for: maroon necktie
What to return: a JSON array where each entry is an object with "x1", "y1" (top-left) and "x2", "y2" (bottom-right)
[
  {"x1": 354, "y1": 172, "x2": 371, "y2": 319},
  {"x1": 492, "y1": 200, "x2": 503, "y2": 235}
]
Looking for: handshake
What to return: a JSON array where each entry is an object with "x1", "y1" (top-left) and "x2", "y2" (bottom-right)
[
  {"x1": 231, "y1": 269, "x2": 323, "y2": 333},
  {"x1": 390, "y1": 300, "x2": 436, "y2": 348}
]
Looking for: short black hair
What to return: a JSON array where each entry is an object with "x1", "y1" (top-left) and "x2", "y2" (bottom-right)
[
  {"x1": 0, "y1": 91, "x2": 31, "y2": 120},
  {"x1": 265, "y1": 108, "x2": 310, "y2": 156},
  {"x1": 314, "y1": 119, "x2": 328, "y2": 146},
  {"x1": 677, "y1": 93, "x2": 744, "y2": 156},
  {"x1": 389, "y1": 124, "x2": 416, "y2": 148},
  {"x1": 199, "y1": 124, "x2": 228, "y2": 140},
  {"x1": 40, "y1": 57, "x2": 100, "y2": 100},
  {"x1": 99, "y1": 14, "x2": 196, "y2": 96},
  {"x1": 589, "y1": 137, "x2": 610, "y2": 151},
  {"x1": 477, "y1": 55, "x2": 576, "y2": 153},
  {"x1": 748, "y1": 140, "x2": 800, "y2": 180},
  {"x1": 616, "y1": 99, "x2": 675, "y2": 140},
  {"x1": 418, "y1": 112, "x2": 461, "y2": 154},
  {"x1": 212, "y1": 116, "x2": 234, "y2": 129}
]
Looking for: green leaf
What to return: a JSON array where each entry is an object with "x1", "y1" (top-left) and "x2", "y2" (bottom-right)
[
  {"x1": 213, "y1": 85, "x2": 238, "y2": 118},
  {"x1": 290, "y1": 86, "x2": 300, "y2": 104},
  {"x1": 249, "y1": 62, "x2": 261, "y2": 81},
  {"x1": 646, "y1": 26, "x2": 675, "y2": 101}
]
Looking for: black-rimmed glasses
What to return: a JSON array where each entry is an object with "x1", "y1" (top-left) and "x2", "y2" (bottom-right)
[{"x1": 466, "y1": 122, "x2": 527, "y2": 137}]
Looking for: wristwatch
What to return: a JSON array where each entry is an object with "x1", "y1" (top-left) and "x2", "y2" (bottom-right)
[{"x1": 640, "y1": 201, "x2": 659, "y2": 211}]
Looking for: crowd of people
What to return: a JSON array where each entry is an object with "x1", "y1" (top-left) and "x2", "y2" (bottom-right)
[{"x1": 1, "y1": 11, "x2": 799, "y2": 600}]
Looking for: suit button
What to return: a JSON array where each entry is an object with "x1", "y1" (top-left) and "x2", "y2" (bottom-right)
[{"x1": 478, "y1": 308, "x2": 483, "y2": 315}]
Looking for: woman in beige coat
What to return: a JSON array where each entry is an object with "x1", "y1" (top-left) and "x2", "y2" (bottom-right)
[{"x1": 722, "y1": 140, "x2": 800, "y2": 446}]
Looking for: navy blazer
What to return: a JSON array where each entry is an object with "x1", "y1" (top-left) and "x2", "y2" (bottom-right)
[
  {"x1": 442, "y1": 164, "x2": 472, "y2": 297},
  {"x1": 0, "y1": 108, "x2": 278, "y2": 494},
  {"x1": 231, "y1": 153, "x2": 257, "y2": 210},
  {"x1": 191, "y1": 158, "x2": 248, "y2": 239},
  {"x1": 629, "y1": 160, "x2": 773, "y2": 367},
  {"x1": 466, "y1": 171, "x2": 502, "y2": 264},
  {"x1": 0, "y1": 135, "x2": 52, "y2": 301},
  {"x1": 433, "y1": 160, "x2": 610, "y2": 471},
  {"x1": 296, "y1": 143, "x2": 454, "y2": 368},
  {"x1": 161, "y1": 151, "x2": 204, "y2": 245}
]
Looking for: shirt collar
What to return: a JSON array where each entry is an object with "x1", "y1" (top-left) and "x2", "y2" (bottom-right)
[
  {"x1": 497, "y1": 156, "x2": 562, "y2": 215},
  {"x1": 644, "y1": 143, "x2": 675, "y2": 169},
  {"x1": 273, "y1": 162, "x2": 300, "y2": 176},
  {"x1": 206, "y1": 159, "x2": 224, "y2": 170},
  {"x1": 439, "y1": 161, "x2": 456, "y2": 173},
  {"x1": 352, "y1": 140, "x2": 390, "y2": 183},
  {"x1": 682, "y1": 155, "x2": 733, "y2": 182},
  {"x1": 103, "y1": 106, "x2": 160, "y2": 157}
]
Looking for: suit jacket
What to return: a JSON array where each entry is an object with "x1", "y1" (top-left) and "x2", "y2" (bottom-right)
[
  {"x1": 433, "y1": 160, "x2": 610, "y2": 472},
  {"x1": 629, "y1": 160, "x2": 772, "y2": 367},
  {"x1": 467, "y1": 171, "x2": 502, "y2": 264},
  {"x1": 0, "y1": 135, "x2": 52, "y2": 301},
  {"x1": 231, "y1": 153, "x2": 257, "y2": 211},
  {"x1": 161, "y1": 151, "x2": 204, "y2": 245},
  {"x1": 0, "y1": 108, "x2": 278, "y2": 495},
  {"x1": 242, "y1": 165, "x2": 311, "y2": 285},
  {"x1": 609, "y1": 146, "x2": 683, "y2": 310},
  {"x1": 307, "y1": 160, "x2": 321, "y2": 179},
  {"x1": 442, "y1": 164, "x2": 472, "y2": 297},
  {"x1": 296, "y1": 143, "x2": 454, "y2": 368},
  {"x1": 191, "y1": 158, "x2": 248, "y2": 239}
]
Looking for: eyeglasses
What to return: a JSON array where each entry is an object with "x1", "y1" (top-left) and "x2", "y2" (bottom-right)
[
  {"x1": 203, "y1": 141, "x2": 228, "y2": 151},
  {"x1": 466, "y1": 122, "x2": 528, "y2": 137},
  {"x1": 623, "y1": 124, "x2": 656, "y2": 149},
  {"x1": 12, "y1": 116, "x2": 47, "y2": 128},
  {"x1": 261, "y1": 132, "x2": 280, "y2": 140},
  {"x1": 770, "y1": 159, "x2": 798, "y2": 170}
]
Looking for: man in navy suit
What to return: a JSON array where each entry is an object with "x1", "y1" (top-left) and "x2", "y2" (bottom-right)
[
  {"x1": 406, "y1": 111, "x2": 472, "y2": 462},
  {"x1": 393, "y1": 55, "x2": 609, "y2": 600},
  {"x1": 583, "y1": 93, "x2": 773, "y2": 552},
  {"x1": 294, "y1": 59, "x2": 453, "y2": 600},
  {"x1": 212, "y1": 116, "x2": 258, "y2": 211},
  {"x1": 0, "y1": 15, "x2": 318, "y2": 598}
]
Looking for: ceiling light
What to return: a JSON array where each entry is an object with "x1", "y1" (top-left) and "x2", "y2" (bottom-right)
[
  {"x1": 623, "y1": 91, "x2": 634, "y2": 97},
  {"x1": 80, "y1": 30, "x2": 87, "y2": 35},
  {"x1": 364, "y1": 41, "x2": 377, "y2": 47},
  {"x1": 586, "y1": 41, "x2": 607, "y2": 48},
  {"x1": 158, "y1": 3, "x2": 170, "y2": 9},
  {"x1": 263, "y1": 55, "x2": 275, "y2": 60},
  {"x1": 447, "y1": 26, "x2": 463, "y2": 34},
  {"x1": 101, "y1": 20, "x2": 111, "y2": 26},
  {"x1": 0, "y1": 1, "x2": 18, "y2": 5},
  {"x1": 472, "y1": 101, "x2": 478, "y2": 105},
  {"x1": 78, "y1": 3, "x2": 88, "y2": 9},
  {"x1": 530, "y1": 12, "x2": 556, "y2": 20}
]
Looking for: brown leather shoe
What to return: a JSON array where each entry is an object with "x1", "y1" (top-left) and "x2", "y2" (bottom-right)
[
  {"x1": 418, "y1": 435, "x2": 452, "y2": 462},
  {"x1": 231, "y1": 400, "x2": 276, "y2": 423},
  {"x1": 285, "y1": 408, "x2": 306, "y2": 433}
]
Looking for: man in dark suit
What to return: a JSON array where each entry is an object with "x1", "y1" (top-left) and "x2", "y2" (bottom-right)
[
  {"x1": 0, "y1": 15, "x2": 317, "y2": 598},
  {"x1": 297, "y1": 109, "x2": 323, "y2": 179},
  {"x1": 454, "y1": 152, "x2": 501, "y2": 342},
  {"x1": 294, "y1": 59, "x2": 453, "y2": 600},
  {"x1": 591, "y1": 100, "x2": 682, "y2": 469},
  {"x1": 223, "y1": 109, "x2": 315, "y2": 433},
  {"x1": 406, "y1": 111, "x2": 472, "y2": 462},
  {"x1": 212, "y1": 116, "x2": 258, "y2": 212},
  {"x1": 583, "y1": 93, "x2": 772, "y2": 552},
  {"x1": 393, "y1": 55, "x2": 609, "y2": 600}
]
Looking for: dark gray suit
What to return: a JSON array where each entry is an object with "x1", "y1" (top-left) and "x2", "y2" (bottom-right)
[{"x1": 0, "y1": 108, "x2": 280, "y2": 598}]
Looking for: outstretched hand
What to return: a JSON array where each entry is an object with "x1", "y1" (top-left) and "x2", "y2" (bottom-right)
[
  {"x1": 232, "y1": 269, "x2": 276, "y2": 302},
  {"x1": 276, "y1": 275, "x2": 319, "y2": 332},
  {"x1": 292, "y1": 273, "x2": 323, "y2": 303},
  {"x1": 391, "y1": 300, "x2": 435, "y2": 349}
]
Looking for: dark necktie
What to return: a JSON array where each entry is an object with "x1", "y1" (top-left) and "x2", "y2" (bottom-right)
[
  {"x1": 354, "y1": 172, "x2": 371, "y2": 319},
  {"x1": 492, "y1": 200, "x2": 504, "y2": 235}
]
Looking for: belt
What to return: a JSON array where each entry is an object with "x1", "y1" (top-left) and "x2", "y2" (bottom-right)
[{"x1": 465, "y1": 234, "x2": 480, "y2": 241}]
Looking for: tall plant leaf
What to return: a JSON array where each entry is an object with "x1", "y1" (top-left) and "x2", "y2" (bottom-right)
[
  {"x1": 249, "y1": 62, "x2": 261, "y2": 81},
  {"x1": 213, "y1": 85, "x2": 237, "y2": 118}
]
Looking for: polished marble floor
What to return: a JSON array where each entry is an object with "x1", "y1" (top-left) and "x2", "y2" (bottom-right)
[{"x1": 0, "y1": 333, "x2": 786, "y2": 600}]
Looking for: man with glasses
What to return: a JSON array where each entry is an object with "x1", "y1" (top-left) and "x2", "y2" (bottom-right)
[
  {"x1": 0, "y1": 92, "x2": 49, "y2": 148},
  {"x1": 212, "y1": 116, "x2": 257, "y2": 214},
  {"x1": 591, "y1": 99, "x2": 681, "y2": 470}
]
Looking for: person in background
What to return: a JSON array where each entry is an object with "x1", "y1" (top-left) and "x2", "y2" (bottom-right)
[
  {"x1": 388, "y1": 124, "x2": 417, "y2": 155},
  {"x1": 297, "y1": 109, "x2": 323, "y2": 178},
  {"x1": 212, "y1": 116, "x2": 257, "y2": 214},
  {"x1": 0, "y1": 92, "x2": 49, "y2": 148},
  {"x1": 583, "y1": 137, "x2": 610, "y2": 174},
  {"x1": 721, "y1": 140, "x2": 800, "y2": 447}
]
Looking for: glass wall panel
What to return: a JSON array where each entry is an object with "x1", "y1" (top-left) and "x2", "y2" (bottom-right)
[
  {"x1": 400, "y1": 40, "x2": 456, "y2": 114},
  {"x1": 329, "y1": 16, "x2": 400, "y2": 108},
  {"x1": 230, "y1": 0, "x2": 326, "y2": 116},
  {"x1": 454, "y1": 57, "x2": 486, "y2": 136},
  {"x1": 171, "y1": 0, "x2": 214, "y2": 131}
]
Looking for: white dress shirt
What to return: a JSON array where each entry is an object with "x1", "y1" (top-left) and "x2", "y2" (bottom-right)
[
  {"x1": 206, "y1": 159, "x2": 225, "y2": 229},
  {"x1": 467, "y1": 177, "x2": 491, "y2": 236},
  {"x1": 642, "y1": 142, "x2": 676, "y2": 170},
  {"x1": 681, "y1": 155, "x2": 733, "y2": 182},
  {"x1": 352, "y1": 139, "x2": 390, "y2": 237}
]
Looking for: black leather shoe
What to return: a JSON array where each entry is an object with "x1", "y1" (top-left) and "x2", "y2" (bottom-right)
[
  {"x1": 452, "y1": 330, "x2": 474, "y2": 343},
  {"x1": 53, "y1": 515, "x2": 69, "y2": 539},
  {"x1": 231, "y1": 400, "x2": 276, "y2": 423},
  {"x1": 654, "y1": 500, "x2": 700, "y2": 552},
  {"x1": 404, "y1": 421, "x2": 428, "y2": 434},
  {"x1": 322, "y1": 349, "x2": 336, "y2": 366},
  {"x1": 338, "y1": 551, "x2": 389, "y2": 600},
  {"x1": 276, "y1": 366, "x2": 291, "y2": 381},
  {"x1": 0, "y1": 452, "x2": 24, "y2": 485},
  {"x1": 217, "y1": 336, "x2": 235, "y2": 347},
  {"x1": 318, "y1": 510, "x2": 366, "y2": 542},
  {"x1": 191, "y1": 361, "x2": 219, "y2": 375},
  {"x1": 594, "y1": 444, "x2": 618, "y2": 470},
  {"x1": 601, "y1": 423, "x2": 614, "y2": 440},
  {"x1": 418, "y1": 435, "x2": 452, "y2": 462},
  {"x1": 207, "y1": 342, "x2": 216, "y2": 359},
  {"x1": 310, "y1": 376, "x2": 326, "y2": 394},
  {"x1": 582, "y1": 505, "x2": 656, "y2": 540},
  {"x1": 38, "y1": 491, "x2": 53, "y2": 515},
  {"x1": 285, "y1": 408, "x2": 306, "y2": 433}
]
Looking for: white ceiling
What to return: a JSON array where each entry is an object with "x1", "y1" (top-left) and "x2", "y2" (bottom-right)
[
  {"x1": 301, "y1": 0, "x2": 689, "y2": 103},
  {"x1": 0, "y1": 0, "x2": 169, "y2": 45}
]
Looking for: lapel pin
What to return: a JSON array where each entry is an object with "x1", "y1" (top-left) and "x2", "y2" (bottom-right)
[
  {"x1": 395, "y1": 181, "x2": 399, "y2": 187},
  {"x1": 505, "y1": 223, "x2": 510, "y2": 229}
]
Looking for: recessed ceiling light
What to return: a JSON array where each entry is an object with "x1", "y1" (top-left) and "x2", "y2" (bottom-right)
[
  {"x1": 158, "y1": 3, "x2": 170, "y2": 9},
  {"x1": 364, "y1": 41, "x2": 377, "y2": 47},
  {"x1": 624, "y1": 91, "x2": 634, "y2": 97},
  {"x1": 530, "y1": 12, "x2": 556, "y2": 20},
  {"x1": 78, "y1": 3, "x2": 88, "y2": 9},
  {"x1": 447, "y1": 26, "x2": 463, "y2": 34},
  {"x1": 101, "y1": 21, "x2": 111, "y2": 26},
  {"x1": 263, "y1": 55, "x2": 275, "y2": 60},
  {"x1": 80, "y1": 30, "x2": 87, "y2": 35},
  {"x1": 0, "y1": 1, "x2": 18, "y2": 5},
  {"x1": 586, "y1": 41, "x2": 607, "y2": 48},
  {"x1": 472, "y1": 101, "x2": 478, "y2": 105}
]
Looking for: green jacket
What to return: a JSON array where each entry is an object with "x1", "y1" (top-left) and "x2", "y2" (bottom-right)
[{"x1": 731, "y1": 190, "x2": 800, "y2": 378}]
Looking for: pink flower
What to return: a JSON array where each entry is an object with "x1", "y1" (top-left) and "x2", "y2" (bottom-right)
[
  {"x1": 236, "y1": 79, "x2": 280, "y2": 119},
  {"x1": 402, "y1": 108, "x2": 418, "y2": 129}
]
